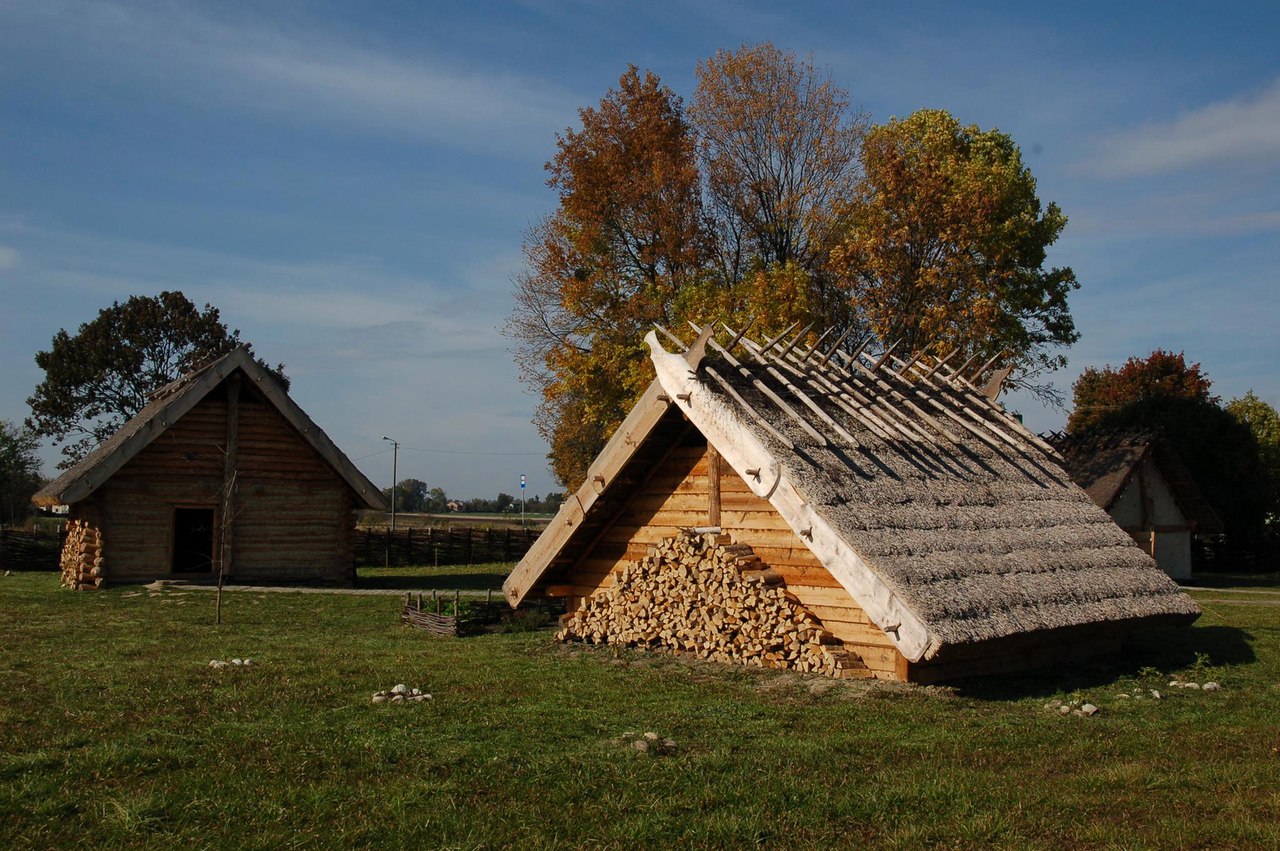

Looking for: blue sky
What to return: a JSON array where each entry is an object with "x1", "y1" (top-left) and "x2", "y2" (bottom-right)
[{"x1": 2, "y1": 1, "x2": 1277, "y2": 499}]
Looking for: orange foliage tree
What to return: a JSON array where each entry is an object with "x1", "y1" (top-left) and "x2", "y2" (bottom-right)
[
  {"x1": 831, "y1": 109, "x2": 1078, "y2": 397},
  {"x1": 505, "y1": 67, "x2": 708, "y2": 486},
  {"x1": 692, "y1": 42, "x2": 866, "y2": 279}
]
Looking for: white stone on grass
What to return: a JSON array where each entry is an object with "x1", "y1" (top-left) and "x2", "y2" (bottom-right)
[
  {"x1": 1150, "y1": 690, "x2": 1162, "y2": 700},
  {"x1": 391, "y1": 684, "x2": 409, "y2": 695},
  {"x1": 633, "y1": 739, "x2": 650, "y2": 753},
  {"x1": 1203, "y1": 682, "x2": 1222, "y2": 692},
  {"x1": 371, "y1": 694, "x2": 387, "y2": 704},
  {"x1": 1081, "y1": 703, "x2": 1099, "y2": 717}
]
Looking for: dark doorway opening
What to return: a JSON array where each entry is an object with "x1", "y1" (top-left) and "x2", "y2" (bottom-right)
[{"x1": 173, "y1": 508, "x2": 215, "y2": 573}]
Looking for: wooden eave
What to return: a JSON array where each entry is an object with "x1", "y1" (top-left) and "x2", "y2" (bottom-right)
[{"x1": 31, "y1": 348, "x2": 387, "y2": 510}]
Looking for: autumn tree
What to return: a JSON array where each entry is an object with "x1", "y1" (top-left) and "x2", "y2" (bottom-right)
[
  {"x1": 1067, "y1": 351, "x2": 1269, "y2": 551},
  {"x1": 506, "y1": 67, "x2": 707, "y2": 486},
  {"x1": 27, "y1": 291, "x2": 287, "y2": 468},
  {"x1": 0, "y1": 419, "x2": 42, "y2": 526},
  {"x1": 832, "y1": 109, "x2": 1078, "y2": 396},
  {"x1": 692, "y1": 42, "x2": 865, "y2": 279}
]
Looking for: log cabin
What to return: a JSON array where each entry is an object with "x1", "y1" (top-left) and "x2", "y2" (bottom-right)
[
  {"x1": 504, "y1": 325, "x2": 1200, "y2": 682},
  {"x1": 33, "y1": 347, "x2": 386, "y2": 588},
  {"x1": 1054, "y1": 431, "x2": 1221, "y2": 581}
]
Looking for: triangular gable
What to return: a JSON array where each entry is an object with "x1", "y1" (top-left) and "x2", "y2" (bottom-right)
[
  {"x1": 32, "y1": 347, "x2": 386, "y2": 510},
  {"x1": 1055, "y1": 432, "x2": 1222, "y2": 535},
  {"x1": 505, "y1": 325, "x2": 1199, "y2": 664}
]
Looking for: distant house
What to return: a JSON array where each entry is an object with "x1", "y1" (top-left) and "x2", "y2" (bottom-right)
[
  {"x1": 505, "y1": 326, "x2": 1199, "y2": 682},
  {"x1": 446, "y1": 500, "x2": 463, "y2": 512},
  {"x1": 32, "y1": 347, "x2": 386, "y2": 588},
  {"x1": 1053, "y1": 431, "x2": 1221, "y2": 581}
]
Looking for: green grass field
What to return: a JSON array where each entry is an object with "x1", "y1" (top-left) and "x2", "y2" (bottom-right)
[{"x1": 2, "y1": 572, "x2": 1277, "y2": 848}]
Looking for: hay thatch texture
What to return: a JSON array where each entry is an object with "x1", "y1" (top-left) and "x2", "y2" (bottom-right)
[{"x1": 669, "y1": 329, "x2": 1200, "y2": 649}]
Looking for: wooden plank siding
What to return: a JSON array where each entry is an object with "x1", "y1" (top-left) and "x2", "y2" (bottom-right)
[
  {"x1": 69, "y1": 381, "x2": 358, "y2": 585},
  {"x1": 554, "y1": 437, "x2": 909, "y2": 680}
]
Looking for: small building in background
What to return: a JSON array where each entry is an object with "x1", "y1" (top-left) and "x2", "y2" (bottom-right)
[
  {"x1": 32, "y1": 347, "x2": 386, "y2": 588},
  {"x1": 1054, "y1": 431, "x2": 1221, "y2": 581}
]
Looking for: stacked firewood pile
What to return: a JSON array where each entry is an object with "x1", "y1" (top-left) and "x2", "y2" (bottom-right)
[
  {"x1": 558, "y1": 530, "x2": 867, "y2": 678},
  {"x1": 60, "y1": 519, "x2": 104, "y2": 589}
]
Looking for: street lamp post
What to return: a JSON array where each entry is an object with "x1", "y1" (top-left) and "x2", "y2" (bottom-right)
[
  {"x1": 381, "y1": 436, "x2": 400, "y2": 531},
  {"x1": 378, "y1": 435, "x2": 399, "y2": 568}
]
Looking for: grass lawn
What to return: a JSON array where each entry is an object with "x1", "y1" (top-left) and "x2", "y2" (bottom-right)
[
  {"x1": 2, "y1": 573, "x2": 1278, "y2": 849},
  {"x1": 356, "y1": 562, "x2": 511, "y2": 592}
]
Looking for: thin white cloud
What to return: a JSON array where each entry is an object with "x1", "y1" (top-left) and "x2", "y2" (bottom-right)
[
  {"x1": 0, "y1": 246, "x2": 18, "y2": 268},
  {"x1": 1096, "y1": 77, "x2": 1280, "y2": 176},
  {"x1": 9, "y1": 0, "x2": 578, "y2": 156}
]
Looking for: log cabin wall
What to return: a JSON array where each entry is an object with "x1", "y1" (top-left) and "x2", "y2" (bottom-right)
[
  {"x1": 559, "y1": 431, "x2": 909, "y2": 680},
  {"x1": 229, "y1": 389, "x2": 353, "y2": 583},
  {"x1": 75, "y1": 377, "x2": 356, "y2": 585}
]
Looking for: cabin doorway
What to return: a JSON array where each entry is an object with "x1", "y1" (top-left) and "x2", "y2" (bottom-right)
[{"x1": 172, "y1": 508, "x2": 215, "y2": 573}]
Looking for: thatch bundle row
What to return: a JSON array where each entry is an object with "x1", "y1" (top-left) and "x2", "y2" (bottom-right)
[
  {"x1": 61, "y1": 519, "x2": 104, "y2": 590},
  {"x1": 557, "y1": 530, "x2": 868, "y2": 678}
]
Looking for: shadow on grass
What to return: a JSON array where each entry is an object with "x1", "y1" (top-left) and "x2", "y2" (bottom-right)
[
  {"x1": 952, "y1": 624, "x2": 1256, "y2": 701},
  {"x1": 1186, "y1": 572, "x2": 1280, "y2": 589},
  {"x1": 355, "y1": 572, "x2": 506, "y2": 592}
]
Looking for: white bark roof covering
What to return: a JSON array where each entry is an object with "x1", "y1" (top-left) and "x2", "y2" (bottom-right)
[
  {"x1": 32, "y1": 347, "x2": 386, "y2": 510},
  {"x1": 504, "y1": 326, "x2": 1199, "y2": 662}
]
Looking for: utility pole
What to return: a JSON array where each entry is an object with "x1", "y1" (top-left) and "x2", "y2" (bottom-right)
[{"x1": 382, "y1": 436, "x2": 399, "y2": 531}]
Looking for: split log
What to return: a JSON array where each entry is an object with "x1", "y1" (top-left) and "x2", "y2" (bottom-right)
[{"x1": 558, "y1": 529, "x2": 868, "y2": 678}]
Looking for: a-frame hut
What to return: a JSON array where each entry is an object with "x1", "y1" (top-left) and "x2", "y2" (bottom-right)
[
  {"x1": 1054, "y1": 431, "x2": 1222, "y2": 581},
  {"x1": 33, "y1": 347, "x2": 386, "y2": 588},
  {"x1": 505, "y1": 325, "x2": 1200, "y2": 682}
]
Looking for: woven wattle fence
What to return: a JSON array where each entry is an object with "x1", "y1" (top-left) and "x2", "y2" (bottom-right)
[
  {"x1": 400, "y1": 590, "x2": 564, "y2": 637},
  {"x1": 0, "y1": 529, "x2": 65, "y2": 572},
  {"x1": 357, "y1": 526, "x2": 539, "y2": 568}
]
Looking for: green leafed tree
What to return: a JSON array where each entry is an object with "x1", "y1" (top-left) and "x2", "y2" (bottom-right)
[
  {"x1": 0, "y1": 419, "x2": 43, "y2": 525},
  {"x1": 1226, "y1": 390, "x2": 1280, "y2": 532},
  {"x1": 831, "y1": 109, "x2": 1078, "y2": 398},
  {"x1": 27, "y1": 291, "x2": 288, "y2": 468},
  {"x1": 383, "y1": 479, "x2": 429, "y2": 514}
]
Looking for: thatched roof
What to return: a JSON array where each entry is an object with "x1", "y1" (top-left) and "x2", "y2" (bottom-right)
[
  {"x1": 1053, "y1": 430, "x2": 1222, "y2": 534},
  {"x1": 505, "y1": 325, "x2": 1198, "y2": 663},
  {"x1": 33, "y1": 347, "x2": 386, "y2": 510}
]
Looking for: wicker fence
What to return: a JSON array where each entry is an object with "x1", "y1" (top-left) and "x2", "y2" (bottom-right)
[
  {"x1": 0, "y1": 529, "x2": 65, "y2": 572},
  {"x1": 355, "y1": 526, "x2": 539, "y2": 568},
  {"x1": 400, "y1": 590, "x2": 565, "y2": 637}
]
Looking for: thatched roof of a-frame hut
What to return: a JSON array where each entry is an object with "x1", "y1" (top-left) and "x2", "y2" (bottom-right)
[
  {"x1": 33, "y1": 347, "x2": 386, "y2": 510},
  {"x1": 505, "y1": 324, "x2": 1199, "y2": 664}
]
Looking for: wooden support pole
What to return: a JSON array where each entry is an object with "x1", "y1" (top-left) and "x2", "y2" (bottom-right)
[
  {"x1": 220, "y1": 372, "x2": 241, "y2": 580},
  {"x1": 708, "y1": 446, "x2": 722, "y2": 528}
]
